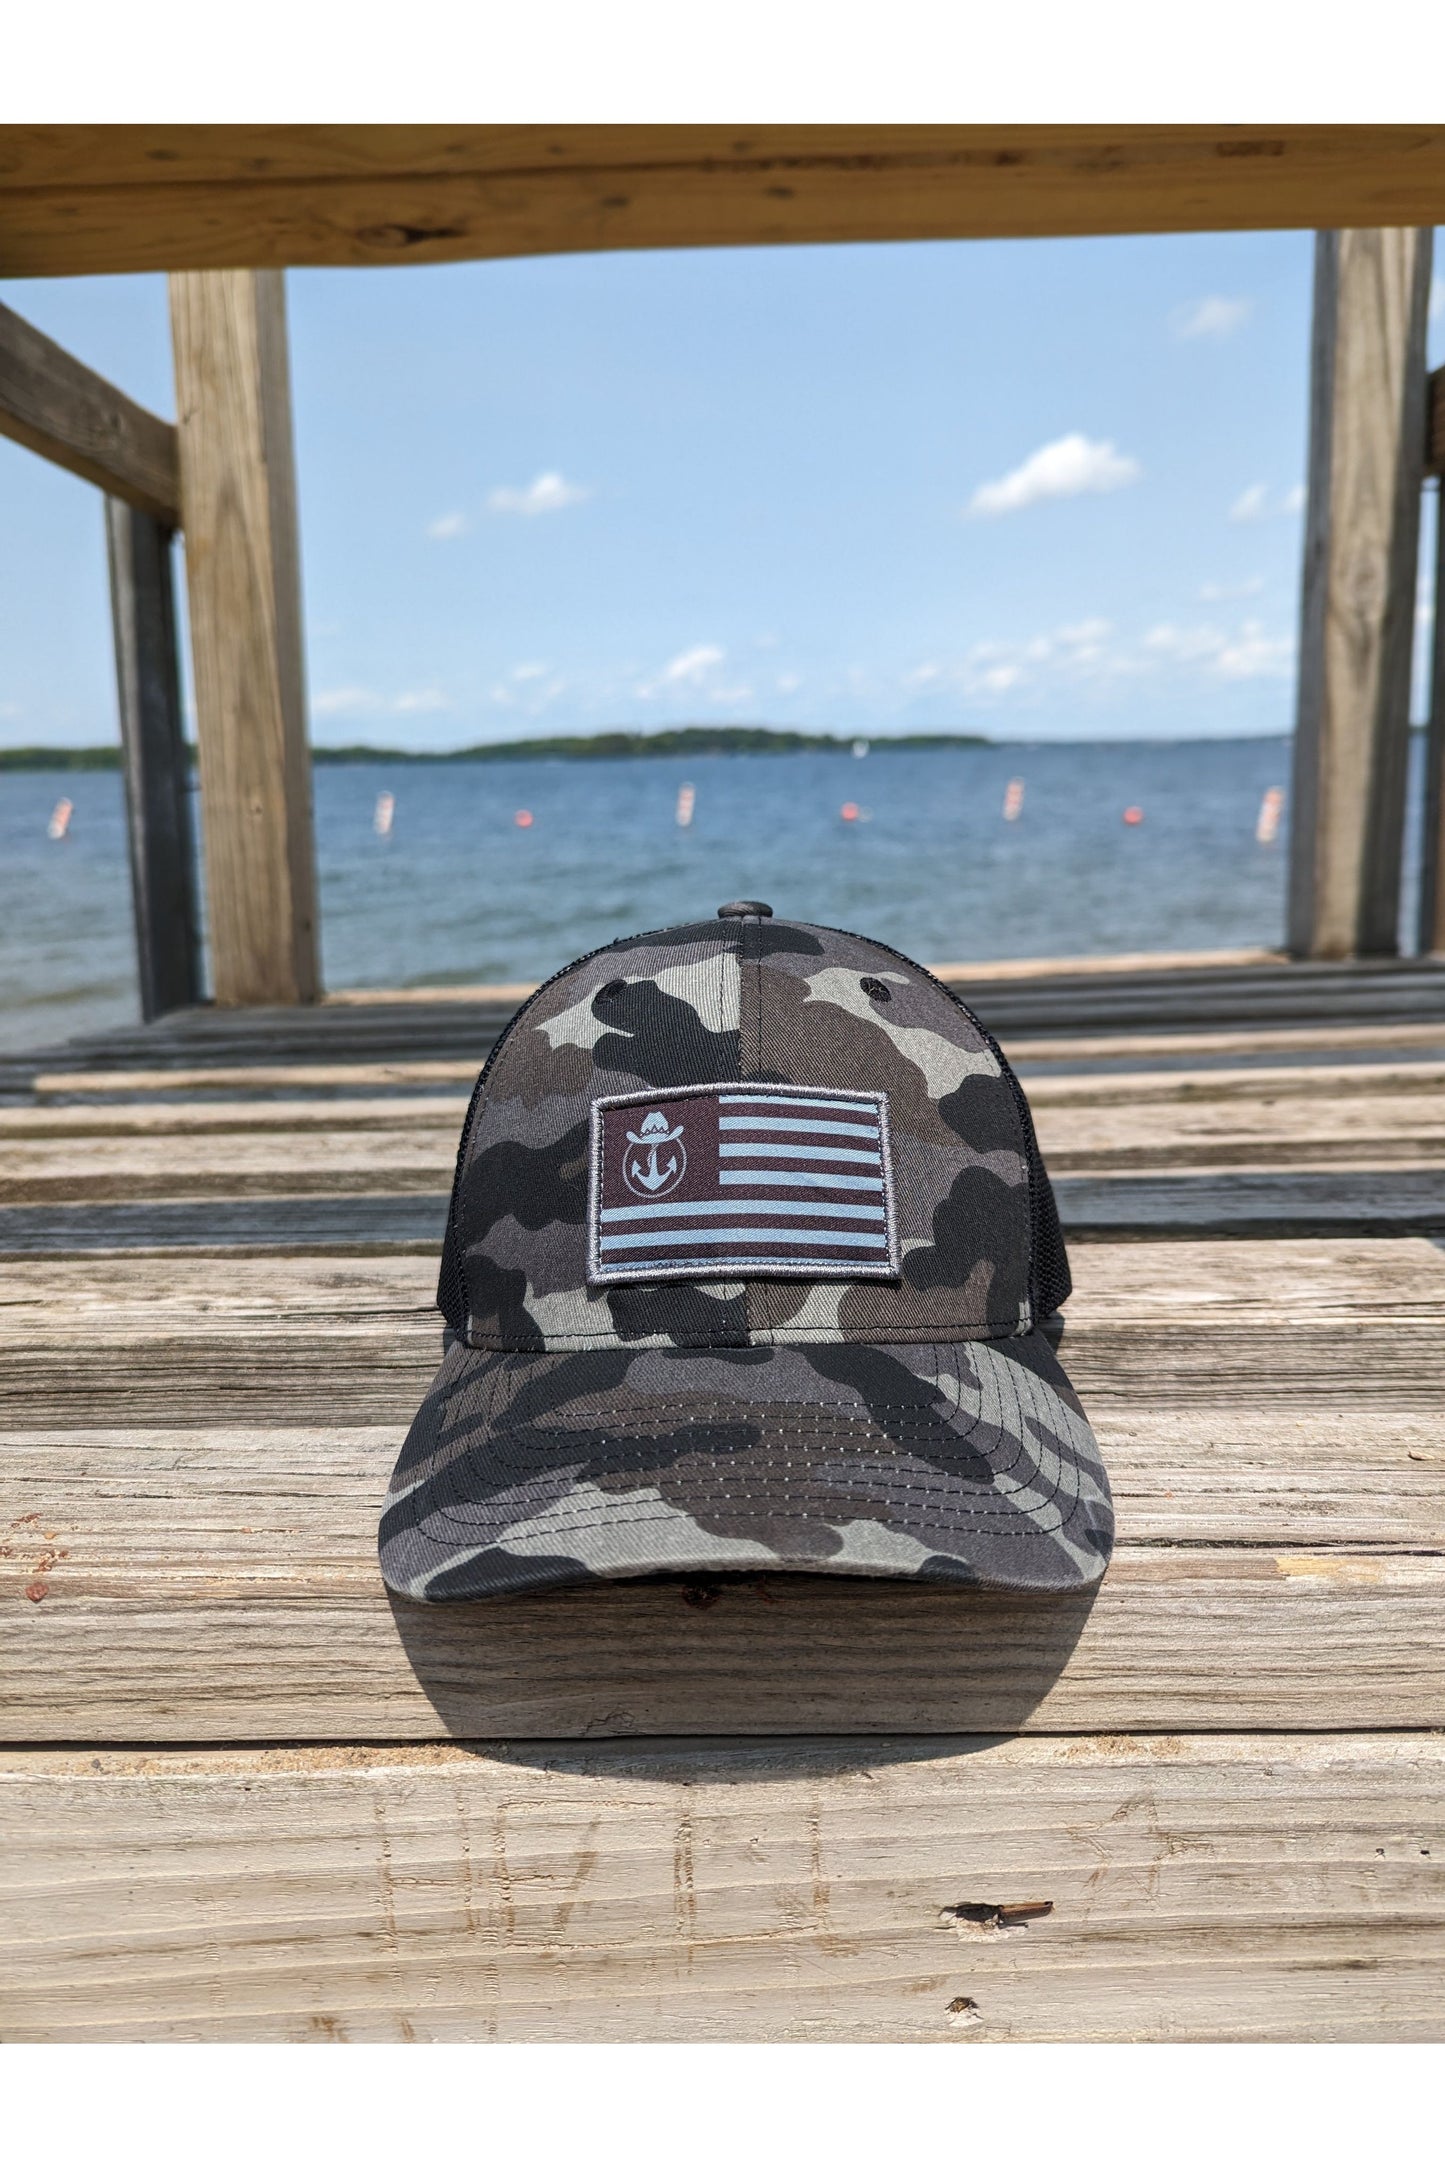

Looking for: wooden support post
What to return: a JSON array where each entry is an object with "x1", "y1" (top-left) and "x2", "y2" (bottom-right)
[
  {"x1": 1288, "y1": 229, "x2": 1434, "y2": 961},
  {"x1": 169, "y1": 270, "x2": 319, "y2": 1006},
  {"x1": 104, "y1": 500, "x2": 201, "y2": 1021},
  {"x1": 1418, "y1": 373, "x2": 1445, "y2": 956}
]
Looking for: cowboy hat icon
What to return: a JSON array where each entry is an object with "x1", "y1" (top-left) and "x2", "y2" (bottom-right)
[
  {"x1": 626, "y1": 1109, "x2": 684, "y2": 1148},
  {"x1": 623, "y1": 1108, "x2": 687, "y2": 1196}
]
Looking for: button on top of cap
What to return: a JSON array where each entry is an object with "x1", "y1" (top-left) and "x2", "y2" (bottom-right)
[{"x1": 717, "y1": 900, "x2": 773, "y2": 918}]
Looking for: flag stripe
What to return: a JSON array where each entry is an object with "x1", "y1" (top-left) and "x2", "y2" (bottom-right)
[
  {"x1": 718, "y1": 1115, "x2": 880, "y2": 1139},
  {"x1": 718, "y1": 1142, "x2": 882, "y2": 1165},
  {"x1": 721, "y1": 1092, "x2": 877, "y2": 1115},
  {"x1": 718, "y1": 1169, "x2": 883, "y2": 1191},
  {"x1": 601, "y1": 1198, "x2": 886, "y2": 1223},
  {"x1": 597, "y1": 1240, "x2": 892, "y2": 1257}
]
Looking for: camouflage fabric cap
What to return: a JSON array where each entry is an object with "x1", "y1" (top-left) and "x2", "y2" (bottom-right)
[{"x1": 380, "y1": 907, "x2": 1113, "y2": 1600}]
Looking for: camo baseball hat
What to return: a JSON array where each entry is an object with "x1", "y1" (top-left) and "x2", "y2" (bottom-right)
[{"x1": 380, "y1": 903, "x2": 1112, "y2": 1601}]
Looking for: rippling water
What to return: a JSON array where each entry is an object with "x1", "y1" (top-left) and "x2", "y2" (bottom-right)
[{"x1": 0, "y1": 735, "x2": 1361, "y2": 1053}]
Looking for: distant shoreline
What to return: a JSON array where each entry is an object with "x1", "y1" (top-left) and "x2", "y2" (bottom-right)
[
  {"x1": 0, "y1": 722, "x2": 1308, "y2": 770},
  {"x1": 0, "y1": 724, "x2": 993, "y2": 772}
]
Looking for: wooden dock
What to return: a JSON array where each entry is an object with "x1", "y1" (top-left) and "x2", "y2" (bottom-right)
[{"x1": 4, "y1": 951, "x2": 1445, "y2": 2041}]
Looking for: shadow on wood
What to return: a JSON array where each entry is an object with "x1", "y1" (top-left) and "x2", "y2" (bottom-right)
[{"x1": 386, "y1": 1572, "x2": 1098, "y2": 1739}]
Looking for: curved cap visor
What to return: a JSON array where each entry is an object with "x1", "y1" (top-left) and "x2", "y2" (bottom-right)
[{"x1": 379, "y1": 1334, "x2": 1113, "y2": 1601}]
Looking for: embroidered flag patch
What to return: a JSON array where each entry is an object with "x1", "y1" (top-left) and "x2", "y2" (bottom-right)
[{"x1": 587, "y1": 1081, "x2": 900, "y2": 1285}]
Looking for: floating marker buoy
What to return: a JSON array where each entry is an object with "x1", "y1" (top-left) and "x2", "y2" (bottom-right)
[
  {"x1": 514, "y1": 809, "x2": 534, "y2": 829},
  {"x1": 840, "y1": 801, "x2": 860, "y2": 823},
  {"x1": 373, "y1": 791, "x2": 395, "y2": 838},
  {"x1": 1122, "y1": 805, "x2": 1144, "y2": 827},
  {"x1": 676, "y1": 783, "x2": 696, "y2": 829},
  {"x1": 1256, "y1": 786, "x2": 1285, "y2": 845},
  {"x1": 47, "y1": 798, "x2": 73, "y2": 841},
  {"x1": 852, "y1": 739, "x2": 869, "y2": 759},
  {"x1": 1003, "y1": 778, "x2": 1025, "y2": 822}
]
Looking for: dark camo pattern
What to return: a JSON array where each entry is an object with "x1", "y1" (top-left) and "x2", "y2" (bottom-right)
[
  {"x1": 380, "y1": 912, "x2": 1110, "y2": 1601},
  {"x1": 380, "y1": 1330, "x2": 1112, "y2": 1599},
  {"x1": 450, "y1": 917, "x2": 1036, "y2": 1352}
]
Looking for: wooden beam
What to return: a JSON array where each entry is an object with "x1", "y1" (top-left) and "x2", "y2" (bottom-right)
[
  {"x1": 3, "y1": 1734, "x2": 1442, "y2": 2042},
  {"x1": 4, "y1": 127, "x2": 1445, "y2": 277},
  {"x1": 0, "y1": 300, "x2": 178, "y2": 523},
  {"x1": 104, "y1": 501, "x2": 201, "y2": 1020},
  {"x1": 1419, "y1": 484, "x2": 1445, "y2": 953},
  {"x1": 170, "y1": 270, "x2": 319, "y2": 1007},
  {"x1": 1288, "y1": 229, "x2": 1434, "y2": 960}
]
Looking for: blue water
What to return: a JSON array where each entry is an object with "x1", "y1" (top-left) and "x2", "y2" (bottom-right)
[{"x1": 0, "y1": 735, "x2": 1382, "y2": 1053}]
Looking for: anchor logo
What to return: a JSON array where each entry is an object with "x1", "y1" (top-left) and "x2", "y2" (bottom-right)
[{"x1": 623, "y1": 1108, "x2": 687, "y2": 1198}]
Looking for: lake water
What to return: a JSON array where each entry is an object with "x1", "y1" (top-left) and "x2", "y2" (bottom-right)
[{"x1": 3, "y1": 734, "x2": 1415, "y2": 1054}]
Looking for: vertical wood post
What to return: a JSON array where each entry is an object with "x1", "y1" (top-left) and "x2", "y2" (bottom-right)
[
  {"x1": 1418, "y1": 367, "x2": 1445, "y2": 953},
  {"x1": 169, "y1": 269, "x2": 319, "y2": 1005},
  {"x1": 1287, "y1": 228, "x2": 1433, "y2": 960},
  {"x1": 105, "y1": 498, "x2": 201, "y2": 1020}
]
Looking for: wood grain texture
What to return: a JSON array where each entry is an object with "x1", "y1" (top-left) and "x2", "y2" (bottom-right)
[
  {"x1": 105, "y1": 500, "x2": 201, "y2": 1022},
  {"x1": 0, "y1": 299, "x2": 179, "y2": 521},
  {"x1": 4, "y1": 1070, "x2": 1441, "y2": 1201},
  {"x1": 1418, "y1": 481, "x2": 1445, "y2": 954},
  {"x1": 170, "y1": 270, "x2": 319, "y2": 1008},
  {"x1": 1, "y1": 1239, "x2": 1439, "y2": 1425},
  {"x1": 2, "y1": 1240, "x2": 1442, "y2": 1740},
  {"x1": 2, "y1": 1734, "x2": 1441, "y2": 2041},
  {"x1": 1289, "y1": 229, "x2": 1435, "y2": 960},
  {"x1": 6, "y1": 126, "x2": 1445, "y2": 275}
]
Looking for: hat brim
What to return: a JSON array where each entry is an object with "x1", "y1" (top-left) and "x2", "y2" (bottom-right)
[{"x1": 379, "y1": 1331, "x2": 1113, "y2": 1602}]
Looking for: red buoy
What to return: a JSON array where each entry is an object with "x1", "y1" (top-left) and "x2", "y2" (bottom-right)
[
  {"x1": 840, "y1": 801, "x2": 860, "y2": 823},
  {"x1": 1122, "y1": 805, "x2": 1144, "y2": 826},
  {"x1": 514, "y1": 809, "x2": 534, "y2": 829}
]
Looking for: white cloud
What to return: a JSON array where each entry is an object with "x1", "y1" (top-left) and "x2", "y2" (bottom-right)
[
  {"x1": 775, "y1": 671, "x2": 803, "y2": 694},
  {"x1": 394, "y1": 689, "x2": 449, "y2": 713},
  {"x1": 1200, "y1": 577, "x2": 1265, "y2": 602},
  {"x1": 660, "y1": 644, "x2": 725, "y2": 687},
  {"x1": 1213, "y1": 622, "x2": 1294, "y2": 680},
  {"x1": 980, "y1": 664, "x2": 1023, "y2": 694},
  {"x1": 1230, "y1": 482, "x2": 1304, "y2": 522},
  {"x1": 1172, "y1": 295, "x2": 1252, "y2": 341},
  {"x1": 511, "y1": 662, "x2": 549, "y2": 681},
  {"x1": 1431, "y1": 275, "x2": 1445, "y2": 324},
  {"x1": 426, "y1": 511, "x2": 469, "y2": 541},
  {"x1": 312, "y1": 686, "x2": 374, "y2": 716},
  {"x1": 486, "y1": 470, "x2": 590, "y2": 516},
  {"x1": 968, "y1": 433, "x2": 1141, "y2": 517}
]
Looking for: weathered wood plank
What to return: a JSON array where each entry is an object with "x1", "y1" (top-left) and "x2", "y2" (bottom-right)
[
  {"x1": 5, "y1": 1166, "x2": 1445, "y2": 1253},
  {"x1": 170, "y1": 269, "x2": 319, "y2": 1008},
  {"x1": 3, "y1": 1074, "x2": 1442, "y2": 1201},
  {"x1": 105, "y1": 499, "x2": 201, "y2": 1022},
  {"x1": 2, "y1": 1734, "x2": 1442, "y2": 2040},
  {"x1": 27, "y1": 1024, "x2": 1445, "y2": 1102},
  {"x1": 1288, "y1": 228, "x2": 1435, "y2": 960},
  {"x1": 0, "y1": 299, "x2": 179, "y2": 522},
  {"x1": 1, "y1": 1240, "x2": 1440, "y2": 1423},
  {"x1": 2, "y1": 1241, "x2": 1441, "y2": 1740},
  {"x1": 6, "y1": 126, "x2": 1445, "y2": 276}
]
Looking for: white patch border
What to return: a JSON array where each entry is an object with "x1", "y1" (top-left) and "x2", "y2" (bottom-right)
[{"x1": 587, "y1": 1080, "x2": 901, "y2": 1287}]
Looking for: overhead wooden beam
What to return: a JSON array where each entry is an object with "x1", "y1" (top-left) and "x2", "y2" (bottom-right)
[
  {"x1": 1287, "y1": 229, "x2": 1434, "y2": 961},
  {"x1": 3, "y1": 126, "x2": 1445, "y2": 276},
  {"x1": 104, "y1": 500, "x2": 201, "y2": 1020},
  {"x1": 0, "y1": 300, "x2": 179, "y2": 523},
  {"x1": 170, "y1": 270, "x2": 319, "y2": 1007}
]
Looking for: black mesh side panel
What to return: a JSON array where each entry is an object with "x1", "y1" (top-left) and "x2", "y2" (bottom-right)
[{"x1": 1030, "y1": 1154, "x2": 1072, "y2": 1318}]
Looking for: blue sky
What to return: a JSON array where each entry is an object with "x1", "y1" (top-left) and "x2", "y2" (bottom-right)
[{"x1": 2, "y1": 229, "x2": 1441, "y2": 749}]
